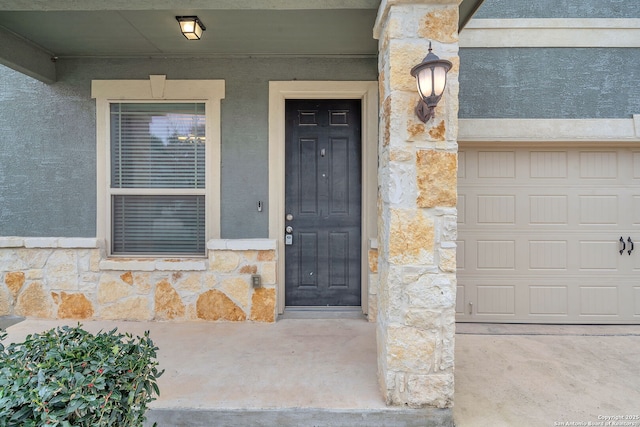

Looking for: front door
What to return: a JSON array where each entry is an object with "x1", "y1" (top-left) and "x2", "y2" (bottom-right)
[{"x1": 285, "y1": 99, "x2": 362, "y2": 306}]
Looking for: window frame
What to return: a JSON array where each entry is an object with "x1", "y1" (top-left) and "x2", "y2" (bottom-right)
[{"x1": 92, "y1": 76, "x2": 225, "y2": 257}]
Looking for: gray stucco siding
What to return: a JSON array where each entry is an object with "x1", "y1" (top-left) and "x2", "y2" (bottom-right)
[
  {"x1": 459, "y1": 48, "x2": 640, "y2": 119},
  {"x1": 475, "y1": 0, "x2": 640, "y2": 19},
  {"x1": 0, "y1": 57, "x2": 377, "y2": 238}
]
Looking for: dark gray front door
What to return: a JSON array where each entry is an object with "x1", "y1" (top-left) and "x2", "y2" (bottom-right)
[{"x1": 285, "y1": 99, "x2": 362, "y2": 306}]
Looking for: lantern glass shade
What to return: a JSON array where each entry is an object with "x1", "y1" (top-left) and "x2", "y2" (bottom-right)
[
  {"x1": 177, "y1": 17, "x2": 205, "y2": 40},
  {"x1": 416, "y1": 65, "x2": 448, "y2": 99}
]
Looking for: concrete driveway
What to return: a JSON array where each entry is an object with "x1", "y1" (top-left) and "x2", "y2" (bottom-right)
[{"x1": 454, "y1": 324, "x2": 640, "y2": 427}]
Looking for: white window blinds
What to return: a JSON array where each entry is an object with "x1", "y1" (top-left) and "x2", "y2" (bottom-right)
[{"x1": 110, "y1": 103, "x2": 206, "y2": 255}]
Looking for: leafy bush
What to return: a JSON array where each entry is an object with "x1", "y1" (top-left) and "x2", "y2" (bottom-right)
[{"x1": 0, "y1": 325, "x2": 163, "y2": 427}]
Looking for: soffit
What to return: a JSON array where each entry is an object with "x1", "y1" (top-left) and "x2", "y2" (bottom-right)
[{"x1": 0, "y1": 0, "x2": 483, "y2": 81}]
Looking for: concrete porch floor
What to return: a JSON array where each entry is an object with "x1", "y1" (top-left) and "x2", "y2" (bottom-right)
[{"x1": 3, "y1": 318, "x2": 640, "y2": 426}]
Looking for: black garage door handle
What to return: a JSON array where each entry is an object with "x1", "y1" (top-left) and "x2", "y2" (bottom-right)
[
  {"x1": 619, "y1": 236, "x2": 626, "y2": 255},
  {"x1": 628, "y1": 237, "x2": 634, "y2": 256}
]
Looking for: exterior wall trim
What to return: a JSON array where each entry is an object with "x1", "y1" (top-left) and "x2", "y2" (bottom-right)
[
  {"x1": 268, "y1": 81, "x2": 379, "y2": 315},
  {"x1": 459, "y1": 116, "x2": 640, "y2": 143},
  {"x1": 91, "y1": 76, "x2": 225, "y2": 253},
  {"x1": 460, "y1": 19, "x2": 640, "y2": 48}
]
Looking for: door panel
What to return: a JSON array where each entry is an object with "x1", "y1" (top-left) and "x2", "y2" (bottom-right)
[{"x1": 285, "y1": 100, "x2": 361, "y2": 306}]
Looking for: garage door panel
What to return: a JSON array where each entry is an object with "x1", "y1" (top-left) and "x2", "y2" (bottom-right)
[
  {"x1": 456, "y1": 285, "x2": 465, "y2": 315},
  {"x1": 477, "y1": 195, "x2": 515, "y2": 224},
  {"x1": 634, "y1": 152, "x2": 640, "y2": 178},
  {"x1": 579, "y1": 241, "x2": 619, "y2": 270},
  {"x1": 530, "y1": 286, "x2": 568, "y2": 315},
  {"x1": 530, "y1": 150, "x2": 568, "y2": 178},
  {"x1": 458, "y1": 146, "x2": 639, "y2": 324},
  {"x1": 478, "y1": 151, "x2": 515, "y2": 178},
  {"x1": 579, "y1": 195, "x2": 618, "y2": 225},
  {"x1": 457, "y1": 194, "x2": 466, "y2": 224},
  {"x1": 456, "y1": 240, "x2": 466, "y2": 269},
  {"x1": 579, "y1": 151, "x2": 618, "y2": 178},
  {"x1": 477, "y1": 240, "x2": 515, "y2": 269},
  {"x1": 529, "y1": 241, "x2": 567, "y2": 270},
  {"x1": 580, "y1": 287, "x2": 618, "y2": 315},
  {"x1": 476, "y1": 285, "x2": 515, "y2": 315},
  {"x1": 530, "y1": 196, "x2": 568, "y2": 224},
  {"x1": 633, "y1": 197, "x2": 640, "y2": 225}
]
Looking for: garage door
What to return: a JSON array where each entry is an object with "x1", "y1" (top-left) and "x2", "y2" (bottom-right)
[{"x1": 456, "y1": 146, "x2": 640, "y2": 324}]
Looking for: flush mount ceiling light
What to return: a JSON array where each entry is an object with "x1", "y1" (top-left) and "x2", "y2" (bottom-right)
[
  {"x1": 410, "y1": 42, "x2": 452, "y2": 123},
  {"x1": 176, "y1": 16, "x2": 206, "y2": 40}
]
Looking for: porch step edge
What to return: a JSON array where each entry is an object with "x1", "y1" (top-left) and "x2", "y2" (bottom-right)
[{"x1": 145, "y1": 407, "x2": 453, "y2": 427}]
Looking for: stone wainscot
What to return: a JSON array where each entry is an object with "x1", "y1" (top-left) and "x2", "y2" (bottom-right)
[{"x1": 0, "y1": 237, "x2": 277, "y2": 322}]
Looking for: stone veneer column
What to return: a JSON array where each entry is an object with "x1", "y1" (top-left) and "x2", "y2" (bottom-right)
[{"x1": 373, "y1": 0, "x2": 459, "y2": 408}]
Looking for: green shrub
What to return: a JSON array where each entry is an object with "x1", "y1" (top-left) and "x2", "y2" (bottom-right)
[{"x1": 0, "y1": 325, "x2": 163, "y2": 427}]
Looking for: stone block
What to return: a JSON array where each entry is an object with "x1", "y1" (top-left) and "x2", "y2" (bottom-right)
[
  {"x1": 250, "y1": 287, "x2": 276, "y2": 322},
  {"x1": 57, "y1": 292, "x2": 94, "y2": 319},
  {"x1": 18, "y1": 249, "x2": 52, "y2": 270},
  {"x1": 438, "y1": 247, "x2": 456, "y2": 273},
  {"x1": 175, "y1": 272, "x2": 203, "y2": 293},
  {"x1": 389, "y1": 40, "x2": 427, "y2": 92},
  {"x1": 368, "y1": 249, "x2": 378, "y2": 273},
  {"x1": 0, "y1": 237, "x2": 24, "y2": 248},
  {"x1": 133, "y1": 273, "x2": 153, "y2": 294},
  {"x1": 209, "y1": 251, "x2": 240, "y2": 273},
  {"x1": 417, "y1": 6, "x2": 459, "y2": 43},
  {"x1": 0, "y1": 286, "x2": 10, "y2": 316},
  {"x1": 99, "y1": 259, "x2": 156, "y2": 271},
  {"x1": 204, "y1": 272, "x2": 217, "y2": 289},
  {"x1": 196, "y1": 289, "x2": 246, "y2": 321},
  {"x1": 24, "y1": 237, "x2": 58, "y2": 248},
  {"x1": 416, "y1": 150, "x2": 457, "y2": 208},
  {"x1": 388, "y1": 208, "x2": 435, "y2": 265},
  {"x1": 220, "y1": 277, "x2": 250, "y2": 309},
  {"x1": 386, "y1": 325, "x2": 437, "y2": 372},
  {"x1": 257, "y1": 250, "x2": 276, "y2": 262},
  {"x1": 120, "y1": 272, "x2": 134, "y2": 285},
  {"x1": 405, "y1": 373, "x2": 454, "y2": 409},
  {"x1": 406, "y1": 275, "x2": 455, "y2": 310},
  {"x1": 261, "y1": 262, "x2": 276, "y2": 285},
  {"x1": 15, "y1": 282, "x2": 53, "y2": 318},
  {"x1": 5, "y1": 271, "x2": 25, "y2": 297},
  {"x1": 239, "y1": 265, "x2": 257, "y2": 274},
  {"x1": 101, "y1": 297, "x2": 152, "y2": 321},
  {"x1": 97, "y1": 274, "x2": 133, "y2": 304},
  {"x1": 58, "y1": 238, "x2": 99, "y2": 248},
  {"x1": 155, "y1": 259, "x2": 206, "y2": 271},
  {"x1": 154, "y1": 280, "x2": 185, "y2": 320}
]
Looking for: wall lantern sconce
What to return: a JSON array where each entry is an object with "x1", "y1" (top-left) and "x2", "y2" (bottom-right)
[
  {"x1": 176, "y1": 16, "x2": 206, "y2": 40},
  {"x1": 410, "y1": 42, "x2": 452, "y2": 123}
]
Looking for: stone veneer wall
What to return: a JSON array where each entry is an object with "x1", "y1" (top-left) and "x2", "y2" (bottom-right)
[
  {"x1": 368, "y1": 241, "x2": 379, "y2": 323},
  {"x1": 374, "y1": 0, "x2": 459, "y2": 409},
  {"x1": 0, "y1": 237, "x2": 277, "y2": 323}
]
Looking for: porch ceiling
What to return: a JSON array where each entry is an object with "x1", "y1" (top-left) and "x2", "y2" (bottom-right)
[{"x1": 0, "y1": 0, "x2": 483, "y2": 83}]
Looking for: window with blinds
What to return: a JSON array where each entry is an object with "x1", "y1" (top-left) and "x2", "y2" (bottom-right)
[{"x1": 109, "y1": 103, "x2": 206, "y2": 255}]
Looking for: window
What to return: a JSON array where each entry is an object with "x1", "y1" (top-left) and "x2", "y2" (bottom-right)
[
  {"x1": 110, "y1": 103, "x2": 206, "y2": 255},
  {"x1": 93, "y1": 76, "x2": 224, "y2": 256}
]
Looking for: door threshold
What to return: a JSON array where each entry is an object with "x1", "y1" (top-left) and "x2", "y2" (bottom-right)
[{"x1": 279, "y1": 306, "x2": 366, "y2": 320}]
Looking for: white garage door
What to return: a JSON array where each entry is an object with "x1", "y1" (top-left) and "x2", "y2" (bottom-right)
[{"x1": 457, "y1": 146, "x2": 640, "y2": 323}]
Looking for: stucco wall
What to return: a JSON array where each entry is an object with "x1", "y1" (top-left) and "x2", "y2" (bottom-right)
[
  {"x1": 475, "y1": 0, "x2": 640, "y2": 19},
  {"x1": 459, "y1": 48, "x2": 640, "y2": 119},
  {"x1": 0, "y1": 57, "x2": 377, "y2": 238}
]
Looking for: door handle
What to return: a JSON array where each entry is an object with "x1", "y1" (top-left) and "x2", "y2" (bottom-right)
[
  {"x1": 619, "y1": 236, "x2": 626, "y2": 255},
  {"x1": 628, "y1": 237, "x2": 634, "y2": 256}
]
